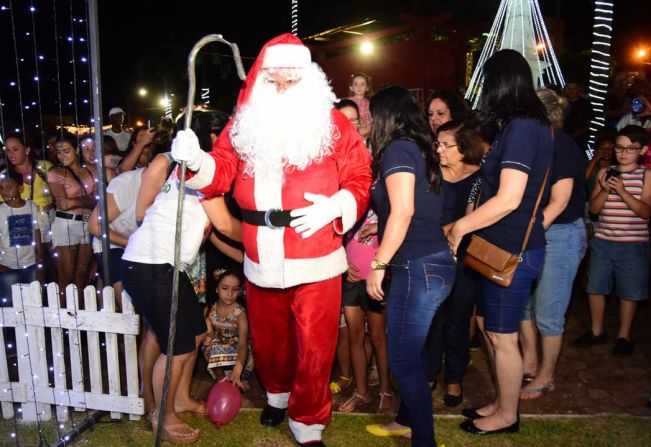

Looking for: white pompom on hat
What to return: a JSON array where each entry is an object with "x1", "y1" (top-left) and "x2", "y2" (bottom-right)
[{"x1": 261, "y1": 44, "x2": 311, "y2": 69}]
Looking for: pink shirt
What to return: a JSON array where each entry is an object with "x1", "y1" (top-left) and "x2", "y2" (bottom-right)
[
  {"x1": 349, "y1": 96, "x2": 371, "y2": 132},
  {"x1": 344, "y1": 210, "x2": 378, "y2": 280}
]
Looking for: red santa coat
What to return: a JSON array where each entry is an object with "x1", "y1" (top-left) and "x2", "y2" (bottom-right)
[{"x1": 186, "y1": 109, "x2": 372, "y2": 289}]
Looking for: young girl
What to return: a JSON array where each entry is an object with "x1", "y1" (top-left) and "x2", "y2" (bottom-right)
[
  {"x1": 348, "y1": 72, "x2": 372, "y2": 139},
  {"x1": 203, "y1": 269, "x2": 254, "y2": 391}
]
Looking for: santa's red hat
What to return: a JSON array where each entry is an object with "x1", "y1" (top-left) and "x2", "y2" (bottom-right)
[{"x1": 236, "y1": 33, "x2": 311, "y2": 111}]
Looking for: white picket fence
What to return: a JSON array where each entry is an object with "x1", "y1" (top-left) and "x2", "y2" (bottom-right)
[{"x1": 0, "y1": 282, "x2": 144, "y2": 422}]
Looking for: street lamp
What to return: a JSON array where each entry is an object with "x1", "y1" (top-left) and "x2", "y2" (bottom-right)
[
  {"x1": 360, "y1": 41, "x2": 374, "y2": 55},
  {"x1": 138, "y1": 87, "x2": 148, "y2": 97},
  {"x1": 159, "y1": 96, "x2": 170, "y2": 107}
]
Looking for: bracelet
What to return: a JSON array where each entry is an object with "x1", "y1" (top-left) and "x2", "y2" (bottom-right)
[{"x1": 371, "y1": 258, "x2": 390, "y2": 271}]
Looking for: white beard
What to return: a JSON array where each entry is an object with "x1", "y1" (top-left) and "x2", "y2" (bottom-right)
[{"x1": 230, "y1": 64, "x2": 336, "y2": 180}]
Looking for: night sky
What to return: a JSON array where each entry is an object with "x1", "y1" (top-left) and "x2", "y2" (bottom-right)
[{"x1": 0, "y1": 0, "x2": 647, "y2": 139}]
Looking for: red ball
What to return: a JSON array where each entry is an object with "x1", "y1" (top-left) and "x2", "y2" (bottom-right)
[{"x1": 206, "y1": 381, "x2": 241, "y2": 426}]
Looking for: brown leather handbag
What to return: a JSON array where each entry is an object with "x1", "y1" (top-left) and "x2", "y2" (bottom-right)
[{"x1": 464, "y1": 168, "x2": 549, "y2": 287}]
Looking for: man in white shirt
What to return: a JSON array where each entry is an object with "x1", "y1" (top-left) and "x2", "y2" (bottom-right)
[{"x1": 104, "y1": 107, "x2": 132, "y2": 152}]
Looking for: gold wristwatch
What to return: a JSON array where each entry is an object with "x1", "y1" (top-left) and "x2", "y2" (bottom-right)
[{"x1": 371, "y1": 258, "x2": 390, "y2": 271}]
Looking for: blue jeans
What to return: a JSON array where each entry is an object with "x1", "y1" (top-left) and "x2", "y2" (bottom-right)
[
  {"x1": 426, "y1": 259, "x2": 479, "y2": 385},
  {"x1": 523, "y1": 219, "x2": 587, "y2": 335},
  {"x1": 0, "y1": 266, "x2": 36, "y2": 305},
  {"x1": 388, "y1": 251, "x2": 456, "y2": 447},
  {"x1": 479, "y1": 248, "x2": 545, "y2": 334}
]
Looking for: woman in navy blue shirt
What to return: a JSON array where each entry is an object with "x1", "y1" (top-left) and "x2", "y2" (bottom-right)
[
  {"x1": 364, "y1": 87, "x2": 455, "y2": 447},
  {"x1": 447, "y1": 50, "x2": 554, "y2": 435},
  {"x1": 425, "y1": 120, "x2": 483, "y2": 408},
  {"x1": 520, "y1": 89, "x2": 587, "y2": 400}
]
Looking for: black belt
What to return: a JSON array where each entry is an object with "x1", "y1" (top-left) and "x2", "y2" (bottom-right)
[
  {"x1": 241, "y1": 208, "x2": 295, "y2": 229},
  {"x1": 56, "y1": 211, "x2": 88, "y2": 222}
]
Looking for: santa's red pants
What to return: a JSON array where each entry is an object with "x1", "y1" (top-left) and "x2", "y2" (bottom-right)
[{"x1": 247, "y1": 275, "x2": 341, "y2": 438}]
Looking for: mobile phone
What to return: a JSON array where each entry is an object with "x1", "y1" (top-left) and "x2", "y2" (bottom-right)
[
  {"x1": 605, "y1": 167, "x2": 620, "y2": 180},
  {"x1": 632, "y1": 98, "x2": 644, "y2": 114}
]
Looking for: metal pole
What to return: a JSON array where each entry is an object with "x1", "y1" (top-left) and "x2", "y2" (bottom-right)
[
  {"x1": 154, "y1": 35, "x2": 245, "y2": 447},
  {"x1": 87, "y1": 0, "x2": 111, "y2": 286}
]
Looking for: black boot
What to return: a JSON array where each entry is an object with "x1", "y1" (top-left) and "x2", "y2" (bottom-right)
[
  {"x1": 299, "y1": 442, "x2": 325, "y2": 446},
  {"x1": 260, "y1": 404, "x2": 286, "y2": 426}
]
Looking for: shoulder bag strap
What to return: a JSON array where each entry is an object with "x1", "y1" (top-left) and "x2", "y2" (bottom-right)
[{"x1": 519, "y1": 166, "x2": 550, "y2": 254}]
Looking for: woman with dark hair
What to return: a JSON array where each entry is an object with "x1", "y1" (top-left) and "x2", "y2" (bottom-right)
[
  {"x1": 47, "y1": 133, "x2": 98, "y2": 304},
  {"x1": 121, "y1": 109, "x2": 241, "y2": 443},
  {"x1": 3, "y1": 132, "x2": 54, "y2": 258},
  {"x1": 447, "y1": 49, "x2": 554, "y2": 435},
  {"x1": 364, "y1": 86, "x2": 455, "y2": 447},
  {"x1": 125, "y1": 125, "x2": 149, "y2": 154},
  {"x1": 425, "y1": 120, "x2": 483, "y2": 407},
  {"x1": 79, "y1": 135, "x2": 117, "y2": 183},
  {"x1": 427, "y1": 90, "x2": 470, "y2": 134}
]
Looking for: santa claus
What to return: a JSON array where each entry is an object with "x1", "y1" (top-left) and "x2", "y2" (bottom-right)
[{"x1": 172, "y1": 34, "x2": 371, "y2": 446}]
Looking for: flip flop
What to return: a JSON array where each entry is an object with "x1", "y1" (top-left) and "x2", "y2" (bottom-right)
[
  {"x1": 150, "y1": 414, "x2": 200, "y2": 445},
  {"x1": 338, "y1": 392, "x2": 372, "y2": 413},
  {"x1": 520, "y1": 381, "x2": 556, "y2": 400}
]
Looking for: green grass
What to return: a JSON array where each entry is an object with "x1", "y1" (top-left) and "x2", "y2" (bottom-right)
[{"x1": 0, "y1": 410, "x2": 650, "y2": 446}]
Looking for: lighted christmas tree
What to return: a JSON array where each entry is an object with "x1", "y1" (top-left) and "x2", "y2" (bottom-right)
[{"x1": 465, "y1": 0, "x2": 565, "y2": 107}]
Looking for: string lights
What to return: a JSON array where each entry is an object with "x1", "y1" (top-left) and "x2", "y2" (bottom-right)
[
  {"x1": 586, "y1": 1, "x2": 614, "y2": 159},
  {"x1": 0, "y1": 1, "x2": 100, "y2": 444},
  {"x1": 1, "y1": 0, "x2": 93, "y2": 139}
]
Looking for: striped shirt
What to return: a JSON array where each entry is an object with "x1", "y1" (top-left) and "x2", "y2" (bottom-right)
[{"x1": 595, "y1": 166, "x2": 649, "y2": 242}]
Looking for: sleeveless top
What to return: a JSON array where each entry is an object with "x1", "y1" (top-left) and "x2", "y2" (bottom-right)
[
  {"x1": 595, "y1": 165, "x2": 649, "y2": 242},
  {"x1": 122, "y1": 152, "x2": 210, "y2": 270},
  {"x1": 206, "y1": 303, "x2": 245, "y2": 367},
  {"x1": 47, "y1": 166, "x2": 95, "y2": 214}
]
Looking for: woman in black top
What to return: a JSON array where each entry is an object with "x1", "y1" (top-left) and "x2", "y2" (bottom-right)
[
  {"x1": 425, "y1": 120, "x2": 483, "y2": 407},
  {"x1": 447, "y1": 50, "x2": 554, "y2": 435}
]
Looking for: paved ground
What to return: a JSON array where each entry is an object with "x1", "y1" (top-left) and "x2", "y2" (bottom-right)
[{"x1": 190, "y1": 290, "x2": 651, "y2": 417}]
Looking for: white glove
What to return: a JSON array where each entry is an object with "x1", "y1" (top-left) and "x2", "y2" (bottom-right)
[
  {"x1": 171, "y1": 129, "x2": 204, "y2": 171},
  {"x1": 290, "y1": 192, "x2": 342, "y2": 239}
]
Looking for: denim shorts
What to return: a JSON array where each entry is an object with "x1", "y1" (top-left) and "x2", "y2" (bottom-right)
[
  {"x1": 523, "y1": 219, "x2": 587, "y2": 336},
  {"x1": 586, "y1": 237, "x2": 649, "y2": 301},
  {"x1": 478, "y1": 248, "x2": 545, "y2": 334}
]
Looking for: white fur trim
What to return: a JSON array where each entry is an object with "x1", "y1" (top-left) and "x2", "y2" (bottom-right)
[
  {"x1": 331, "y1": 189, "x2": 357, "y2": 235},
  {"x1": 244, "y1": 245, "x2": 348, "y2": 289},
  {"x1": 253, "y1": 172, "x2": 285, "y2": 288},
  {"x1": 262, "y1": 44, "x2": 311, "y2": 69},
  {"x1": 288, "y1": 418, "x2": 325, "y2": 443},
  {"x1": 184, "y1": 152, "x2": 215, "y2": 190},
  {"x1": 267, "y1": 391, "x2": 289, "y2": 409}
]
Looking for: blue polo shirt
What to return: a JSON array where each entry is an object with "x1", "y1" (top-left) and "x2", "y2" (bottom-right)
[
  {"x1": 476, "y1": 118, "x2": 554, "y2": 253},
  {"x1": 371, "y1": 139, "x2": 447, "y2": 264}
]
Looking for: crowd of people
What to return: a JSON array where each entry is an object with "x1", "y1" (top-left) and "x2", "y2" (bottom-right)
[{"x1": 0, "y1": 33, "x2": 650, "y2": 447}]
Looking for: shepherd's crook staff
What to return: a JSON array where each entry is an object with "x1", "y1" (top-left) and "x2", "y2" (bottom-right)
[{"x1": 154, "y1": 35, "x2": 246, "y2": 447}]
